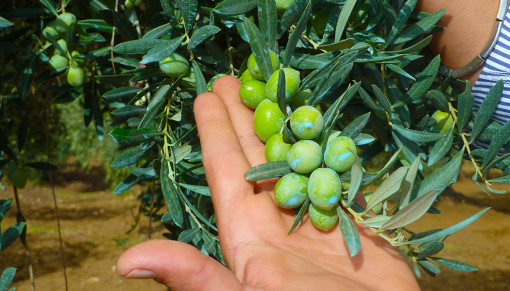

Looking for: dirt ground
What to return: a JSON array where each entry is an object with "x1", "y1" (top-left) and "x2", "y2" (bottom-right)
[{"x1": 1, "y1": 162, "x2": 510, "y2": 291}]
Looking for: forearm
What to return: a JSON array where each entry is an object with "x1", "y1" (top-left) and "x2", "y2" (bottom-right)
[{"x1": 417, "y1": 0, "x2": 501, "y2": 84}]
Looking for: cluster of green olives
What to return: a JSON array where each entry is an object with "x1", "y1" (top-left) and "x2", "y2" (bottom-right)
[
  {"x1": 125, "y1": 0, "x2": 143, "y2": 9},
  {"x1": 239, "y1": 52, "x2": 359, "y2": 232},
  {"x1": 43, "y1": 12, "x2": 85, "y2": 87}
]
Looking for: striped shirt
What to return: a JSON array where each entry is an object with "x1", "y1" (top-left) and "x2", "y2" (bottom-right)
[{"x1": 471, "y1": 9, "x2": 510, "y2": 148}]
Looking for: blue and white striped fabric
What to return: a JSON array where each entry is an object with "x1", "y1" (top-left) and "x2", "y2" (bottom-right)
[{"x1": 471, "y1": 9, "x2": 510, "y2": 148}]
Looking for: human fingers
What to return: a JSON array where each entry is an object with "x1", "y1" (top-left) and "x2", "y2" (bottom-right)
[
  {"x1": 117, "y1": 240, "x2": 242, "y2": 290},
  {"x1": 213, "y1": 75, "x2": 266, "y2": 167}
]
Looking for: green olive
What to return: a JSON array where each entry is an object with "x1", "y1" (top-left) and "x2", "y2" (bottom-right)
[
  {"x1": 71, "y1": 51, "x2": 85, "y2": 67},
  {"x1": 49, "y1": 54, "x2": 68, "y2": 70},
  {"x1": 308, "y1": 203, "x2": 338, "y2": 231},
  {"x1": 308, "y1": 168, "x2": 342, "y2": 210},
  {"x1": 287, "y1": 140, "x2": 322, "y2": 173},
  {"x1": 253, "y1": 99, "x2": 285, "y2": 142},
  {"x1": 239, "y1": 69, "x2": 254, "y2": 84},
  {"x1": 291, "y1": 89, "x2": 312, "y2": 107},
  {"x1": 431, "y1": 110, "x2": 454, "y2": 134},
  {"x1": 53, "y1": 39, "x2": 68, "y2": 55},
  {"x1": 207, "y1": 73, "x2": 225, "y2": 91},
  {"x1": 265, "y1": 133, "x2": 291, "y2": 162},
  {"x1": 247, "y1": 50, "x2": 278, "y2": 81},
  {"x1": 159, "y1": 53, "x2": 190, "y2": 78},
  {"x1": 67, "y1": 66, "x2": 85, "y2": 87},
  {"x1": 275, "y1": 0, "x2": 296, "y2": 12},
  {"x1": 125, "y1": 0, "x2": 135, "y2": 9},
  {"x1": 55, "y1": 12, "x2": 77, "y2": 34},
  {"x1": 181, "y1": 68, "x2": 196, "y2": 88},
  {"x1": 42, "y1": 24, "x2": 60, "y2": 40},
  {"x1": 239, "y1": 79, "x2": 267, "y2": 109},
  {"x1": 324, "y1": 136, "x2": 356, "y2": 173},
  {"x1": 274, "y1": 173, "x2": 308, "y2": 209},
  {"x1": 290, "y1": 105, "x2": 324, "y2": 140},
  {"x1": 265, "y1": 68, "x2": 300, "y2": 102}
]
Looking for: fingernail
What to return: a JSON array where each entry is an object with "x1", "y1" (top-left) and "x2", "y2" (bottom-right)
[{"x1": 124, "y1": 269, "x2": 158, "y2": 280}]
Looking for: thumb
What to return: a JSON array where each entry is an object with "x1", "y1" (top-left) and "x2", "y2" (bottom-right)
[{"x1": 117, "y1": 239, "x2": 242, "y2": 290}]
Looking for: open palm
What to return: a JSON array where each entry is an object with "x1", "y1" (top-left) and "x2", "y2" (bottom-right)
[{"x1": 117, "y1": 76, "x2": 419, "y2": 290}]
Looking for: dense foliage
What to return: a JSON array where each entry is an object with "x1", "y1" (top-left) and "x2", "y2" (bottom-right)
[{"x1": 2, "y1": 0, "x2": 510, "y2": 285}]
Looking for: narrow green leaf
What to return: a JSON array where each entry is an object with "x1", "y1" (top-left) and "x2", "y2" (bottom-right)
[
  {"x1": 361, "y1": 215, "x2": 391, "y2": 228},
  {"x1": 334, "y1": 0, "x2": 356, "y2": 42},
  {"x1": 161, "y1": 160, "x2": 183, "y2": 227},
  {"x1": 243, "y1": 17, "x2": 274, "y2": 80},
  {"x1": 341, "y1": 112, "x2": 370, "y2": 139},
  {"x1": 366, "y1": 166, "x2": 408, "y2": 211},
  {"x1": 358, "y1": 86, "x2": 382, "y2": 111},
  {"x1": 0, "y1": 267, "x2": 16, "y2": 291},
  {"x1": 416, "y1": 241, "x2": 444, "y2": 260},
  {"x1": 175, "y1": 0, "x2": 198, "y2": 33},
  {"x1": 288, "y1": 198, "x2": 310, "y2": 234},
  {"x1": 276, "y1": 69, "x2": 287, "y2": 116},
  {"x1": 392, "y1": 124, "x2": 445, "y2": 143},
  {"x1": 299, "y1": 51, "x2": 357, "y2": 91},
  {"x1": 111, "y1": 105, "x2": 146, "y2": 118},
  {"x1": 141, "y1": 36, "x2": 185, "y2": 64},
  {"x1": 0, "y1": 17, "x2": 14, "y2": 28},
  {"x1": 178, "y1": 228, "x2": 200, "y2": 243},
  {"x1": 143, "y1": 23, "x2": 172, "y2": 39},
  {"x1": 400, "y1": 156, "x2": 421, "y2": 209},
  {"x1": 427, "y1": 90, "x2": 449, "y2": 112},
  {"x1": 457, "y1": 81, "x2": 474, "y2": 131},
  {"x1": 245, "y1": 161, "x2": 291, "y2": 181},
  {"x1": 113, "y1": 174, "x2": 140, "y2": 194},
  {"x1": 257, "y1": 0, "x2": 277, "y2": 50},
  {"x1": 428, "y1": 127, "x2": 453, "y2": 166},
  {"x1": 347, "y1": 150, "x2": 363, "y2": 206},
  {"x1": 109, "y1": 128, "x2": 162, "y2": 145},
  {"x1": 317, "y1": 39, "x2": 354, "y2": 52},
  {"x1": 341, "y1": 147, "x2": 402, "y2": 186},
  {"x1": 322, "y1": 82, "x2": 360, "y2": 129},
  {"x1": 188, "y1": 25, "x2": 221, "y2": 50},
  {"x1": 0, "y1": 199, "x2": 13, "y2": 222},
  {"x1": 1, "y1": 222, "x2": 26, "y2": 250},
  {"x1": 387, "y1": 35, "x2": 433, "y2": 54},
  {"x1": 381, "y1": 190, "x2": 438, "y2": 230},
  {"x1": 489, "y1": 173, "x2": 510, "y2": 185},
  {"x1": 39, "y1": 0, "x2": 58, "y2": 16},
  {"x1": 180, "y1": 183, "x2": 211, "y2": 196},
  {"x1": 418, "y1": 258, "x2": 440, "y2": 274},
  {"x1": 415, "y1": 148, "x2": 464, "y2": 198},
  {"x1": 284, "y1": 0, "x2": 312, "y2": 67},
  {"x1": 138, "y1": 84, "x2": 171, "y2": 129},
  {"x1": 113, "y1": 39, "x2": 167, "y2": 55},
  {"x1": 111, "y1": 145, "x2": 148, "y2": 168},
  {"x1": 431, "y1": 257, "x2": 478, "y2": 272},
  {"x1": 337, "y1": 206, "x2": 361, "y2": 257},
  {"x1": 110, "y1": 10, "x2": 138, "y2": 40},
  {"x1": 386, "y1": 64, "x2": 415, "y2": 81},
  {"x1": 103, "y1": 86, "x2": 142, "y2": 100},
  {"x1": 400, "y1": 208, "x2": 490, "y2": 245},
  {"x1": 482, "y1": 120, "x2": 510, "y2": 168},
  {"x1": 128, "y1": 166, "x2": 156, "y2": 179},
  {"x1": 192, "y1": 60, "x2": 208, "y2": 95},
  {"x1": 372, "y1": 84, "x2": 392, "y2": 115},
  {"x1": 280, "y1": 0, "x2": 308, "y2": 33},
  {"x1": 412, "y1": 260, "x2": 422, "y2": 278},
  {"x1": 406, "y1": 55, "x2": 441, "y2": 102},
  {"x1": 394, "y1": 9, "x2": 445, "y2": 44},
  {"x1": 386, "y1": 0, "x2": 418, "y2": 46},
  {"x1": 215, "y1": 0, "x2": 257, "y2": 15}
]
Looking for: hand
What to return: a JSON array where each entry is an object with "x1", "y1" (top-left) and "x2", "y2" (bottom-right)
[{"x1": 116, "y1": 76, "x2": 420, "y2": 290}]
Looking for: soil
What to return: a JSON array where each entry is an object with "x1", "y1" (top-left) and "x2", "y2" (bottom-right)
[{"x1": 1, "y1": 161, "x2": 510, "y2": 291}]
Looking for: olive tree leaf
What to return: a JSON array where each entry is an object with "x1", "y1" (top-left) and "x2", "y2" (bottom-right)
[
  {"x1": 192, "y1": 60, "x2": 208, "y2": 95},
  {"x1": 380, "y1": 190, "x2": 438, "y2": 230},
  {"x1": 414, "y1": 148, "x2": 464, "y2": 198},
  {"x1": 334, "y1": 0, "x2": 356, "y2": 42},
  {"x1": 393, "y1": 9, "x2": 445, "y2": 44},
  {"x1": 175, "y1": 0, "x2": 198, "y2": 33},
  {"x1": 456, "y1": 81, "x2": 474, "y2": 131},
  {"x1": 400, "y1": 156, "x2": 421, "y2": 209},
  {"x1": 299, "y1": 51, "x2": 357, "y2": 92},
  {"x1": 288, "y1": 198, "x2": 311, "y2": 234},
  {"x1": 0, "y1": 16, "x2": 14, "y2": 27},
  {"x1": 179, "y1": 183, "x2": 211, "y2": 196},
  {"x1": 214, "y1": 0, "x2": 256, "y2": 15},
  {"x1": 109, "y1": 128, "x2": 162, "y2": 146},
  {"x1": 257, "y1": 0, "x2": 277, "y2": 50},
  {"x1": 385, "y1": 0, "x2": 418, "y2": 46},
  {"x1": 372, "y1": 84, "x2": 392, "y2": 115},
  {"x1": 244, "y1": 161, "x2": 291, "y2": 181},
  {"x1": 347, "y1": 150, "x2": 363, "y2": 206},
  {"x1": 317, "y1": 39, "x2": 354, "y2": 52},
  {"x1": 388, "y1": 35, "x2": 433, "y2": 54},
  {"x1": 427, "y1": 127, "x2": 453, "y2": 166},
  {"x1": 482, "y1": 120, "x2": 510, "y2": 168},
  {"x1": 141, "y1": 36, "x2": 185, "y2": 64},
  {"x1": 242, "y1": 17, "x2": 274, "y2": 80},
  {"x1": 341, "y1": 112, "x2": 371, "y2": 139},
  {"x1": 178, "y1": 228, "x2": 200, "y2": 243},
  {"x1": 1, "y1": 222, "x2": 26, "y2": 250},
  {"x1": 188, "y1": 25, "x2": 221, "y2": 50},
  {"x1": 470, "y1": 80, "x2": 504, "y2": 141},
  {"x1": 361, "y1": 215, "x2": 391, "y2": 228},
  {"x1": 322, "y1": 82, "x2": 360, "y2": 130},
  {"x1": 427, "y1": 90, "x2": 449, "y2": 112},
  {"x1": 406, "y1": 55, "x2": 441, "y2": 102},
  {"x1": 337, "y1": 206, "x2": 361, "y2": 257},
  {"x1": 143, "y1": 23, "x2": 172, "y2": 39},
  {"x1": 482, "y1": 152, "x2": 510, "y2": 179},
  {"x1": 391, "y1": 125, "x2": 445, "y2": 143},
  {"x1": 283, "y1": 0, "x2": 312, "y2": 67},
  {"x1": 113, "y1": 39, "x2": 167, "y2": 54},
  {"x1": 386, "y1": 64, "x2": 415, "y2": 81},
  {"x1": 366, "y1": 166, "x2": 409, "y2": 211},
  {"x1": 0, "y1": 267, "x2": 17, "y2": 291},
  {"x1": 280, "y1": 0, "x2": 308, "y2": 33},
  {"x1": 418, "y1": 258, "x2": 440, "y2": 275},
  {"x1": 103, "y1": 86, "x2": 142, "y2": 100},
  {"x1": 113, "y1": 174, "x2": 140, "y2": 194},
  {"x1": 416, "y1": 241, "x2": 444, "y2": 260},
  {"x1": 111, "y1": 145, "x2": 149, "y2": 168},
  {"x1": 128, "y1": 166, "x2": 156, "y2": 179},
  {"x1": 341, "y1": 147, "x2": 402, "y2": 186},
  {"x1": 399, "y1": 208, "x2": 490, "y2": 245},
  {"x1": 276, "y1": 69, "x2": 287, "y2": 116},
  {"x1": 430, "y1": 258, "x2": 478, "y2": 272},
  {"x1": 160, "y1": 160, "x2": 183, "y2": 227},
  {"x1": 138, "y1": 84, "x2": 172, "y2": 129}
]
